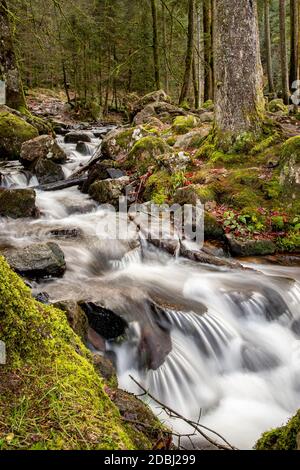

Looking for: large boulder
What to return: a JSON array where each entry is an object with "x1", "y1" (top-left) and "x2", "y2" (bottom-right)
[
  {"x1": 172, "y1": 115, "x2": 201, "y2": 134},
  {"x1": 133, "y1": 104, "x2": 156, "y2": 126},
  {"x1": 89, "y1": 176, "x2": 130, "y2": 208},
  {"x1": 101, "y1": 127, "x2": 136, "y2": 160},
  {"x1": 268, "y1": 98, "x2": 288, "y2": 115},
  {"x1": 173, "y1": 126, "x2": 212, "y2": 150},
  {"x1": 225, "y1": 235, "x2": 276, "y2": 257},
  {"x1": 0, "y1": 107, "x2": 38, "y2": 160},
  {"x1": 132, "y1": 90, "x2": 171, "y2": 115},
  {"x1": 0, "y1": 188, "x2": 38, "y2": 218},
  {"x1": 3, "y1": 242, "x2": 66, "y2": 278},
  {"x1": 20, "y1": 135, "x2": 67, "y2": 166},
  {"x1": 127, "y1": 136, "x2": 171, "y2": 174}
]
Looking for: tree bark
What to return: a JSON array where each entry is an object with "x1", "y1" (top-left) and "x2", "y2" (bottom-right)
[
  {"x1": 203, "y1": 0, "x2": 213, "y2": 102},
  {"x1": 279, "y1": 0, "x2": 290, "y2": 104},
  {"x1": 289, "y1": 0, "x2": 299, "y2": 89},
  {"x1": 151, "y1": 0, "x2": 161, "y2": 90},
  {"x1": 179, "y1": 0, "x2": 195, "y2": 105},
  {"x1": 0, "y1": 0, "x2": 25, "y2": 109},
  {"x1": 214, "y1": 0, "x2": 265, "y2": 147},
  {"x1": 264, "y1": 0, "x2": 275, "y2": 94}
]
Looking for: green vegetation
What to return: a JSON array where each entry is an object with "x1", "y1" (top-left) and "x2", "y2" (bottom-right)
[
  {"x1": 256, "y1": 411, "x2": 300, "y2": 450},
  {"x1": 0, "y1": 109, "x2": 38, "y2": 160}
]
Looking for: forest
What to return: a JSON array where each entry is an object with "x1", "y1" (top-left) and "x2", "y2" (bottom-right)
[{"x1": 0, "y1": 0, "x2": 300, "y2": 455}]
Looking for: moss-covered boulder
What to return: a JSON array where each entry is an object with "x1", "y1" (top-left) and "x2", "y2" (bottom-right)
[
  {"x1": 89, "y1": 176, "x2": 130, "y2": 208},
  {"x1": 34, "y1": 158, "x2": 65, "y2": 185},
  {"x1": 226, "y1": 234, "x2": 276, "y2": 257},
  {"x1": 173, "y1": 126, "x2": 212, "y2": 150},
  {"x1": 127, "y1": 136, "x2": 171, "y2": 174},
  {"x1": 0, "y1": 188, "x2": 38, "y2": 218},
  {"x1": 0, "y1": 108, "x2": 38, "y2": 160},
  {"x1": 267, "y1": 99, "x2": 288, "y2": 115},
  {"x1": 255, "y1": 411, "x2": 300, "y2": 450},
  {"x1": 204, "y1": 212, "x2": 224, "y2": 240},
  {"x1": 0, "y1": 256, "x2": 166, "y2": 450},
  {"x1": 101, "y1": 127, "x2": 136, "y2": 160},
  {"x1": 172, "y1": 115, "x2": 200, "y2": 135},
  {"x1": 53, "y1": 300, "x2": 88, "y2": 341}
]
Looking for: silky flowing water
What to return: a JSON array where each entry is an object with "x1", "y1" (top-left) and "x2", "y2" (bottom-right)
[{"x1": 1, "y1": 128, "x2": 300, "y2": 449}]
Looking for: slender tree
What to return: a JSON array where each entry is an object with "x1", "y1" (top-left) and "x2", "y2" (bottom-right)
[
  {"x1": 214, "y1": 0, "x2": 265, "y2": 148},
  {"x1": 264, "y1": 0, "x2": 275, "y2": 94},
  {"x1": 179, "y1": 0, "x2": 195, "y2": 105},
  {"x1": 203, "y1": 0, "x2": 213, "y2": 101},
  {"x1": 0, "y1": 0, "x2": 25, "y2": 109},
  {"x1": 279, "y1": 0, "x2": 290, "y2": 104},
  {"x1": 289, "y1": 0, "x2": 299, "y2": 89},
  {"x1": 151, "y1": 0, "x2": 161, "y2": 90}
]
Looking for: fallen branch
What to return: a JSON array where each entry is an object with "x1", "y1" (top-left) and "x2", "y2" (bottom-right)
[{"x1": 130, "y1": 375, "x2": 238, "y2": 451}]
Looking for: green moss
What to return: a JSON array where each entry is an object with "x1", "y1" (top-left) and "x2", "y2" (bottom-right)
[
  {"x1": 263, "y1": 176, "x2": 283, "y2": 199},
  {"x1": 267, "y1": 99, "x2": 289, "y2": 115},
  {"x1": 281, "y1": 136, "x2": 300, "y2": 164},
  {"x1": 0, "y1": 257, "x2": 161, "y2": 450},
  {"x1": 229, "y1": 188, "x2": 263, "y2": 209},
  {"x1": 256, "y1": 411, "x2": 300, "y2": 450},
  {"x1": 127, "y1": 136, "x2": 170, "y2": 174},
  {"x1": 143, "y1": 170, "x2": 171, "y2": 202},
  {"x1": 115, "y1": 128, "x2": 135, "y2": 148},
  {"x1": 195, "y1": 185, "x2": 216, "y2": 204},
  {"x1": 250, "y1": 133, "x2": 280, "y2": 155},
  {"x1": 202, "y1": 100, "x2": 213, "y2": 109},
  {"x1": 172, "y1": 115, "x2": 199, "y2": 135},
  {"x1": 166, "y1": 136, "x2": 176, "y2": 146},
  {"x1": 204, "y1": 212, "x2": 224, "y2": 240},
  {"x1": 0, "y1": 109, "x2": 38, "y2": 160}
]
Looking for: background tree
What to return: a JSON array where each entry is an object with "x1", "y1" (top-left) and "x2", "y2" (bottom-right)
[
  {"x1": 279, "y1": 0, "x2": 290, "y2": 104},
  {"x1": 289, "y1": 0, "x2": 299, "y2": 89},
  {"x1": 0, "y1": 0, "x2": 25, "y2": 109},
  {"x1": 214, "y1": 0, "x2": 265, "y2": 148},
  {"x1": 264, "y1": 0, "x2": 275, "y2": 94},
  {"x1": 179, "y1": 0, "x2": 195, "y2": 105}
]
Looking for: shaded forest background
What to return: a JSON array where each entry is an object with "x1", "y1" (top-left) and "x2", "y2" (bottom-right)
[{"x1": 5, "y1": 0, "x2": 299, "y2": 117}]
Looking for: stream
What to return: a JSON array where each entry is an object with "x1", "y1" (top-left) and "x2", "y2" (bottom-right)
[{"x1": 1, "y1": 127, "x2": 300, "y2": 449}]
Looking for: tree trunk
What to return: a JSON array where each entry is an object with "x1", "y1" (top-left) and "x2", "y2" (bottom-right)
[
  {"x1": 214, "y1": 0, "x2": 265, "y2": 148},
  {"x1": 179, "y1": 0, "x2": 195, "y2": 105},
  {"x1": 151, "y1": 0, "x2": 161, "y2": 90},
  {"x1": 289, "y1": 0, "x2": 299, "y2": 89},
  {"x1": 0, "y1": 0, "x2": 25, "y2": 109},
  {"x1": 162, "y1": 2, "x2": 169, "y2": 94},
  {"x1": 192, "y1": 56, "x2": 199, "y2": 108},
  {"x1": 279, "y1": 0, "x2": 290, "y2": 104},
  {"x1": 196, "y1": 1, "x2": 203, "y2": 107},
  {"x1": 264, "y1": 0, "x2": 275, "y2": 95},
  {"x1": 203, "y1": 0, "x2": 213, "y2": 102}
]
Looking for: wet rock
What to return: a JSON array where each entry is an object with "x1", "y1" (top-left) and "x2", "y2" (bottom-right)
[
  {"x1": 20, "y1": 135, "x2": 67, "y2": 166},
  {"x1": 226, "y1": 235, "x2": 276, "y2": 257},
  {"x1": 46, "y1": 228, "x2": 82, "y2": 239},
  {"x1": 87, "y1": 326, "x2": 106, "y2": 351},
  {"x1": 89, "y1": 176, "x2": 130, "y2": 208},
  {"x1": 79, "y1": 301, "x2": 128, "y2": 340},
  {"x1": 92, "y1": 353, "x2": 117, "y2": 384},
  {"x1": 3, "y1": 242, "x2": 66, "y2": 279},
  {"x1": 34, "y1": 292, "x2": 50, "y2": 304},
  {"x1": 0, "y1": 188, "x2": 38, "y2": 218},
  {"x1": 54, "y1": 300, "x2": 88, "y2": 340},
  {"x1": 133, "y1": 104, "x2": 156, "y2": 126},
  {"x1": 0, "y1": 107, "x2": 38, "y2": 160},
  {"x1": 34, "y1": 158, "x2": 65, "y2": 185},
  {"x1": 64, "y1": 131, "x2": 93, "y2": 143},
  {"x1": 76, "y1": 141, "x2": 91, "y2": 155}
]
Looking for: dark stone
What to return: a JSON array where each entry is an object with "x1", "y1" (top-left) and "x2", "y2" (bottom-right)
[
  {"x1": 76, "y1": 141, "x2": 91, "y2": 155},
  {"x1": 92, "y1": 353, "x2": 117, "y2": 383},
  {"x1": 54, "y1": 300, "x2": 88, "y2": 340},
  {"x1": 34, "y1": 158, "x2": 65, "y2": 185},
  {"x1": 64, "y1": 131, "x2": 93, "y2": 143},
  {"x1": 3, "y1": 242, "x2": 66, "y2": 279},
  {"x1": 79, "y1": 301, "x2": 128, "y2": 340},
  {"x1": 226, "y1": 234, "x2": 276, "y2": 257},
  {"x1": 46, "y1": 228, "x2": 82, "y2": 239},
  {"x1": 20, "y1": 135, "x2": 67, "y2": 166}
]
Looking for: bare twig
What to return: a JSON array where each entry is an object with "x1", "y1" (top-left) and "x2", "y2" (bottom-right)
[{"x1": 129, "y1": 375, "x2": 238, "y2": 451}]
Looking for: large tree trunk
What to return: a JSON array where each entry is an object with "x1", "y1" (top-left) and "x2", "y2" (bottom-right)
[
  {"x1": 150, "y1": 0, "x2": 161, "y2": 90},
  {"x1": 264, "y1": 0, "x2": 275, "y2": 95},
  {"x1": 279, "y1": 0, "x2": 290, "y2": 105},
  {"x1": 214, "y1": 0, "x2": 265, "y2": 148},
  {"x1": 203, "y1": 0, "x2": 213, "y2": 102},
  {"x1": 179, "y1": 0, "x2": 195, "y2": 105},
  {"x1": 0, "y1": 0, "x2": 25, "y2": 109},
  {"x1": 289, "y1": 0, "x2": 299, "y2": 89}
]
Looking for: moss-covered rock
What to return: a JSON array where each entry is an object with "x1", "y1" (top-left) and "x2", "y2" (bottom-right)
[
  {"x1": 268, "y1": 99, "x2": 289, "y2": 115},
  {"x1": 280, "y1": 136, "x2": 300, "y2": 199},
  {"x1": 20, "y1": 135, "x2": 67, "y2": 166},
  {"x1": 53, "y1": 300, "x2": 88, "y2": 341},
  {"x1": 255, "y1": 411, "x2": 300, "y2": 450},
  {"x1": 89, "y1": 176, "x2": 130, "y2": 208},
  {"x1": 204, "y1": 212, "x2": 224, "y2": 240},
  {"x1": 101, "y1": 128, "x2": 136, "y2": 160},
  {"x1": 172, "y1": 115, "x2": 200, "y2": 135},
  {"x1": 226, "y1": 235, "x2": 276, "y2": 257},
  {"x1": 0, "y1": 188, "x2": 38, "y2": 218},
  {"x1": 126, "y1": 136, "x2": 171, "y2": 174},
  {"x1": 0, "y1": 108, "x2": 38, "y2": 160},
  {"x1": 0, "y1": 256, "x2": 165, "y2": 450}
]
